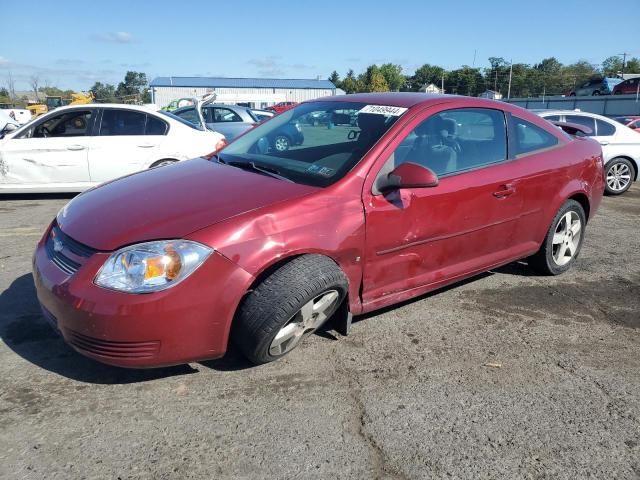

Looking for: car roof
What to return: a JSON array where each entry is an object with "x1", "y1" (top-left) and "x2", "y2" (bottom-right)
[
  {"x1": 311, "y1": 92, "x2": 481, "y2": 109},
  {"x1": 47, "y1": 103, "x2": 159, "y2": 114}
]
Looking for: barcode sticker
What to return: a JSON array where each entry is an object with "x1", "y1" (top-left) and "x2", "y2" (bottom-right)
[{"x1": 358, "y1": 105, "x2": 408, "y2": 116}]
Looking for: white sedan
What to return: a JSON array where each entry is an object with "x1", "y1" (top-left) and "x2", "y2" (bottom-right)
[
  {"x1": 0, "y1": 103, "x2": 225, "y2": 193},
  {"x1": 535, "y1": 109, "x2": 640, "y2": 195}
]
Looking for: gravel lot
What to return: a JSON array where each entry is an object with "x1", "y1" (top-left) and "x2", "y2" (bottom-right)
[{"x1": 0, "y1": 187, "x2": 638, "y2": 479}]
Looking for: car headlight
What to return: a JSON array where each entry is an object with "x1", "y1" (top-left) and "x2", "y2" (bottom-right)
[{"x1": 94, "y1": 240, "x2": 213, "y2": 293}]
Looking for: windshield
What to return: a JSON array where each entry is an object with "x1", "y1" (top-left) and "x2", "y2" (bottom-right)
[
  {"x1": 159, "y1": 110, "x2": 204, "y2": 130},
  {"x1": 219, "y1": 101, "x2": 405, "y2": 187}
]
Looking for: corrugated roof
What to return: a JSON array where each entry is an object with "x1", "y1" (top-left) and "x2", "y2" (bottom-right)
[{"x1": 150, "y1": 76, "x2": 336, "y2": 90}]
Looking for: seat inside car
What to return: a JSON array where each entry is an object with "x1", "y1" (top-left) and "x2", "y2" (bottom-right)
[{"x1": 401, "y1": 115, "x2": 458, "y2": 175}]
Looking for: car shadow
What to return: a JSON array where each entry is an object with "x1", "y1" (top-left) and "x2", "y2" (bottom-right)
[
  {"x1": 0, "y1": 273, "x2": 198, "y2": 384},
  {"x1": 0, "y1": 193, "x2": 78, "y2": 201},
  {"x1": 1, "y1": 260, "x2": 539, "y2": 382}
]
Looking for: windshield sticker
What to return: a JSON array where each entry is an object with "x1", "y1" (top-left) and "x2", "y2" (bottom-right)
[
  {"x1": 358, "y1": 105, "x2": 408, "y2": 116},
  {"x1": 306, "y1": 165, "x2": 334, "y2": 177}
]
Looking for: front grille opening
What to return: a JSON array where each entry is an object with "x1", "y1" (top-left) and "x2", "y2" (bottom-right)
[{"x1": 45, "y1": 222, "x2": 99, "y2": 275}]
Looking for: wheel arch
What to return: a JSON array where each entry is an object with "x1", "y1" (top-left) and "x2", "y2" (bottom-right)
[
  {"x1": 568, "y1": 192, "x2": 591, "y2": 221},
  {"x1": 149, "y1": 158, "x2": 179, "y2": 168}
]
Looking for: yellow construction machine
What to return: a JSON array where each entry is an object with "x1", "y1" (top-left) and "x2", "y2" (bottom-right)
[{"x1": 27, "y1": 91, "x2": 95, "y2": 118}]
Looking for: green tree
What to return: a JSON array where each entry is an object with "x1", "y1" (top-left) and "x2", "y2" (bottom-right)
[
  {"x1": 410, "y1": 63, "x2": 445, "y2": 91},
  {"x1": 359, "y1": 65, "x2": 389, "y2": 92},
  {"x1": 445, "y1": 66, "x2": 483, "y2": 96},
  {"x1": 90, "y1": 81, "x2": 117, "y2": 103},
  {"x1": 379, "y1": 63, "x2": 405, "y2": 91},
  {"x1": 115, "y1": 71, "x2": 150, "y2": 102},
  {"x1": 340, "y1": 69, "x2": 361, "y2": 94},
  {"x1": 0, "y1": 87, "x2": 10, "y2": 105},
  {"x1": 328, "y1": 70, "x2": 341, "y2": 88}
]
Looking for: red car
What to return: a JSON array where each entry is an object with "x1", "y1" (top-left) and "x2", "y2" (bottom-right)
[
  {"x1": 612, "y1": 77, "x2": 640, "y2": 96},
  {"x1": 266, "y1": 101, "x2": 298, "y2": 114},
  {"x1": 33, "y1": 93, "x2": 604, "y2": 368}
]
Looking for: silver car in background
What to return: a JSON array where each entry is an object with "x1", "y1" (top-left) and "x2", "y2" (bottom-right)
[
  {"x1": 535, "y1": 109, "x2": 640, "y2": 195},
  {"x1": 173, "y1": 104, "x2": 259, "y2": 141}
]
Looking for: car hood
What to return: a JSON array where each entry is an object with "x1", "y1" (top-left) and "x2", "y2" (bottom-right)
[{"x1": 56, "y1": 158, "x2": 317, "y2": 251}]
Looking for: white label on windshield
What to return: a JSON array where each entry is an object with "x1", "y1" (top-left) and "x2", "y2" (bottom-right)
[{"x1": 358, "y1": 105, "x2": 408, "y2": 116}]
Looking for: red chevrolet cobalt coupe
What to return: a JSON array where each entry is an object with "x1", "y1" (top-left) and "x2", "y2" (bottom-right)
[{"x1": 33, "y1": 93, "x2": 604, "y2": 367}]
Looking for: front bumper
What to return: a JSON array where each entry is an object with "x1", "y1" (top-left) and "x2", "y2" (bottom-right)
[{"x1": 33, "y1": 234, "x2": 254, "y2": 368}]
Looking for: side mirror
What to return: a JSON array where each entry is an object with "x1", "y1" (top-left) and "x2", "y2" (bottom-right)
[
  {"x1": 382, "y1": 162, "x2": 439, "y2": 192},
  {"x1": 4, "y1": 123, "x2": 18, "y2": 133}
]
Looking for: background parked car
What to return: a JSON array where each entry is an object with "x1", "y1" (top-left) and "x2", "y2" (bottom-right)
[
  {"x1": 612, "y1": 77, "x2": 640, "y2": 95},
  {"x1": 535, "y1": 109, "x2": 639, "y2": 195},
  {"x1": 613, "y1": 116, "x2": 640, "y2": 132},
  {"x1": 265, "y1": 101, "x2": 298, "y2": 114},
  {"x1": 0, "y1": 104, "x2": 225, "y2": 193},
  {"x1": 0, "y1": 106, "x2": 32, "y2": 125},
  {"x1": 173, "y1": 103, "x2": 303, "y2": 151},
  {"x1": 569, "y1": 77, "x2": 622, "y2": 96},
  {"x1": 251, "y1": 109, "x2": 275, "y2": 122}
]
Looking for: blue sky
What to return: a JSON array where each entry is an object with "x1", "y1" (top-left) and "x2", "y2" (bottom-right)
[{"x1": 1, "y1": 0, "x2": 638, "y2": 91}]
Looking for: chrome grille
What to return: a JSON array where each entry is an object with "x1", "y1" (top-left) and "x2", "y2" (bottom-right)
[{"x1": 45, "y1": 223, "x2": 97, "y2": 275}]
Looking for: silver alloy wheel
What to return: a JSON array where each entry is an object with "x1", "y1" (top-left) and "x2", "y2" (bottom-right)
[
  {"x1": 273, "y1": 136, "x2": 290, "y2": 152},
  {"x1": 606, "y1": 162, "x2": 632, "y2": 192},
  {"x1": 268, "y1": 290, "x2": 339, "y2": 356},
  {"x1": 551, "y1": 211, "x2": 581, "y2": 266}
]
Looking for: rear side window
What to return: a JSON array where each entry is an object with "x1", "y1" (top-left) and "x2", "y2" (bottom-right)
[
  {"x1": 595, "y1": 119, "x2": 616, "y2": 136},
  {"x1": 146, "y1": 115, "x2": 168, "y2": 135},
  {"x1": 565, "y1": 115, "x2": 596, "y2": 136},
  {"x1": 543, "y1": 115, "x2": 561, "y2": 122},
  {"x1": 100, "y1": 110, "x2": 146, "y2": 136},
  {"x1": 512, "y1": 117, "x2": 558, "y2": 155},
  {"x1": 213, "y1": 107, "x2": 242, "y2": 123}
]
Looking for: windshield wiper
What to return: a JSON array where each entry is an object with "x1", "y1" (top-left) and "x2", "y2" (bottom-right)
[{"x1": 222, "y1": 159, "x2": 293, "y2": 183}]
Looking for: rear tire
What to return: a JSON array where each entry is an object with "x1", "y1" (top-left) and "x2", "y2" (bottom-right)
[
  {"x1": 233, "y1": 255, "x2": 348, "y2": 364},
  {"x1": 604, "y1": 158, "x2": 634, "y2": 195},
  {"x1": 592, "y1": 90, "x2": 600, "y2": 96},
  {"x1": 150, "y1": 159, "x2": 178, "y2": 168},
  {"x1": 528, "y1": 200, "x2": 586, "y2": 276}
]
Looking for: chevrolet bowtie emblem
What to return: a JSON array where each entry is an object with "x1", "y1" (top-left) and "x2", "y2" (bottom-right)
[{"x1": 53, "y1": 237, "x2": 64, "y2": 253}]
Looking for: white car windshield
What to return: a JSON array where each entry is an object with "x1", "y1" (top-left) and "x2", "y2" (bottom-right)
[{"x1": 218, "y1": 101, "x2": 405, "y2": 187}]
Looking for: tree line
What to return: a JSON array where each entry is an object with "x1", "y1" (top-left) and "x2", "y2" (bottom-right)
[{"x1": 328, "y1": 55, "x2": 640, "y2": 98}]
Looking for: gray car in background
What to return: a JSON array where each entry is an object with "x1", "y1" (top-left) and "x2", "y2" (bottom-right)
[{"x1": 173, "y1": 104, "x2": 259, "y2": 141}]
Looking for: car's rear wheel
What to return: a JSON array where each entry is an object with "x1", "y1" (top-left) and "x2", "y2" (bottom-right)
[
  {"x1": 528, "y1": 200, "x2": 586, "y2": 275},
  {"x1": 605, "y1": 158, "x2": 634, "y2": 195},
  {"x1": 592, "y1": 90, "x2": 600, "y2": 96},
  {"x1": 233, "y1": 255, "x2": 348, "y2": 364},
  {"x1": 273, "y1": 135, "x2": 290, "y2": 152}
]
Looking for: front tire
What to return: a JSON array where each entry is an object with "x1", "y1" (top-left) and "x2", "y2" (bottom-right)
[
  {"x1": 528, "y1": 200, "x2": 586, "y2": 275},
  {"x1": 150, "y1": 159, "x2": 178, "y2": 168},
  {"x1": 233, "y1": 255, "x2": 348, "y2": 364},
  {"x1": 605, "y1": 158, "x2": 634, "y2": 195}
]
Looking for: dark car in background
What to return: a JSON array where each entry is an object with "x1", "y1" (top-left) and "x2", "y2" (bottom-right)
[
  {"x1": 612, "y1": 77, "x2": 640, "y2": 95},
  {"x1": 173, "y1": 103, "x2": 303, "y2": 151},
  {"x1": 569, "y1": 77, "x2": 622, "y2": 96}
]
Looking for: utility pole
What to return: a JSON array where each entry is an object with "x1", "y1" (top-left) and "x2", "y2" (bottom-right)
[
  {"x1": 619, "y1": 52, "x2": 629, "y2": 76},
  {"x1": 494, "y1": 69, "x2": 498, "y2": 92},
  {"x1": 441, "y1": 71, "x2": 445, "y2": 94},
  {"x1": 507, "y1": 60, "x2": 513, "y2": 99}
]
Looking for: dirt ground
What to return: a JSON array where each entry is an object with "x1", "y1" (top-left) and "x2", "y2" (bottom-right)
[{"x1": 0, "y1": 186, "x2": 638, "y2": 479}]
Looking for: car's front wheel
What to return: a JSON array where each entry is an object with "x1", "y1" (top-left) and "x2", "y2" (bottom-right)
[
  {"x1": 605, "y1": 158, "x2": 634, "y2": 195},
  {"x1": 233, "y1": 255, "x2": 348, "y2": 364},
  {"x1": 150, "y1": 159, "x2": 178, "y2": 168},
  {"x1": 528, "y1": 200, "x2": 586, "y2": 275}
]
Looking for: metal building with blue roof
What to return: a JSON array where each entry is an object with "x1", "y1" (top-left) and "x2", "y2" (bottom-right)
[{"x1": 149, "y1": 76, "x2": 338, "y2": 109}]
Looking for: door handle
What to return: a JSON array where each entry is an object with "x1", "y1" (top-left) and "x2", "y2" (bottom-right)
[
  {"x1": 66, "y1": 144, "x2": 86, "y2": 151},
  {"x1": 493, "y1": 184, "x2": 516, "y2": 198},
  {"x1": 137, "y1": 143, "x2": 157, "y2": 148},
  {"x1": 599, "y1": 140, "x2": 609, "y2": 146}
]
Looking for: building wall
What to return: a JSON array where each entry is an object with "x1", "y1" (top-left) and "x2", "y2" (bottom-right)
[{"x1": 152, "y1": 86, "x2": 336, "y2": 108}]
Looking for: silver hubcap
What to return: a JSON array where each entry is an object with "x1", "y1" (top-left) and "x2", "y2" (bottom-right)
[
  {"x1": 606, "y1": 163, "x2": 631, "y2": 192},
  {"x1": 274, "y1": 137, "x2": 289, "y2": 151},
  {"x1": 552, "y1": 211, "x2": 581, "y2": 266},
  {"x1": 268, "y1": 290, "x2": 339, "y2": 356}
]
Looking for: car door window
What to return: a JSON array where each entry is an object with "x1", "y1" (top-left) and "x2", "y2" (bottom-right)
[
  {"x1": 213, "y1": 108, "x2": 242, "y2": 123},
  {"x1": 385, "y1": 108, "x2": 507, "y2": 177},
  {"x1": 512, "y1": 117, "x2": 559, "y2": 156},
  {"x1": 145, "y1": 115, "x2": 168, "y2": 135},
  {"x1": 543, "y1": 115, "x2": 561, "y2": 122},
  {"x1": 174, "y1": 107, "x2": 200, "y2": 126},
  {"x1": 595, "y1": 119, "x2": 616, "y2": 136},
  {"x1": 565, "y1": 115, "x2": 596, "y2": 136},
  {"x1": 100, "y1": 110, "x2": 146, "y2": 136},
  {"x1": 28, "y1": 110, "x2": 93, "y2": 138}
]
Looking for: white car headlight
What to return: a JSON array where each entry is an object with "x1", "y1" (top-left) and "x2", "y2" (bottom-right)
[{"x1": 95, "y1": 240, "x2": 213, "y2": 293}]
